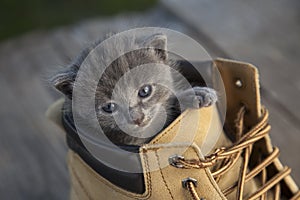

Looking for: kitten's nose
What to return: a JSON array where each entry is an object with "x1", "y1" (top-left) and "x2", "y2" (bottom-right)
[
  {"x1": 129, "y1": 109, "x2": 145, "y2": 126},
  {"x1": 133, "y1": 117, "x2": 144, "y2": 126}
]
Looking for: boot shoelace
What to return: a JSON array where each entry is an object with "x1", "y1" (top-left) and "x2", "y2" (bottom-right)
[{"x1": 170, "y1": 106, "x2": 300, "y2": 200}]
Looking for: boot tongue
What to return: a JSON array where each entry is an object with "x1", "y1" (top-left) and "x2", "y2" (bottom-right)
[
  {"x1": 147, "y1": 105, "x2": 231, "y2": 156},
  {"x1": 213, "y1": 58, "x2": 262, "y2": 132}
]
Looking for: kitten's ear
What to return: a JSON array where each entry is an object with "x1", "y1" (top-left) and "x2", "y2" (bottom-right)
[
  {"x1": 143, "y1": 33, "x2": 168, "y2": 60},
  {"x1": 51, "y1": 70, "x2": 75, "y2": 99}
]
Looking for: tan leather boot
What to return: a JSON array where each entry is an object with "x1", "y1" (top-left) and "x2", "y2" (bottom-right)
[{"x1": 47, "y1": 58, "x2": 300, "y2": 200}]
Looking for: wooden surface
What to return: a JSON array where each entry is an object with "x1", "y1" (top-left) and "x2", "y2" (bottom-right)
[{"x1": 0, "y1": 1, "x2": 299, "y2": 199}]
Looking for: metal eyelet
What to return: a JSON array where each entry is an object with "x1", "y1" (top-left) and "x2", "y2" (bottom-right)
[
  {"x1": 182, "y1": 177, "x2": 198, "y2": 188},
  {"x1": 235, "y1": 79, "x2": 243, "y2": 88},
  {"x1": 168, "y1": 154, "x2": 185, "y2": 168}
]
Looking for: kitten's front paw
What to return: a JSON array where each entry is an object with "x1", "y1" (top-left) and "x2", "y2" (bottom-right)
[
  {"x1": 177, "y1": 87, "x2": 218, "y2": 110},
  {"x1": 192, "y1": 87, "x2": 217, "y2": 108}
]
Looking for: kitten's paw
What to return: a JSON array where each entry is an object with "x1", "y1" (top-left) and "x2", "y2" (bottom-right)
[
  {"x1": 177, "y1": 87, "x2": 218, "y2": 110},
  {"x1": 192, "y1": 87, "x2": 217, "y2": 108}
]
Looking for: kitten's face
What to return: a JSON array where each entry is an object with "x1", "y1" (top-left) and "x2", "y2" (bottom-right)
[
  {"x1": 52, "y1": 33, "x2": 176, "y2": 145},
  {"x1": 95, "y1": 50, "x2": 175, "y2": 144}
]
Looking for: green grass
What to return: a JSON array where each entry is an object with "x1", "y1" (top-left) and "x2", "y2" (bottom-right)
[{"x1": 0, "y1": 0, "x2": 157, "y2": 41}]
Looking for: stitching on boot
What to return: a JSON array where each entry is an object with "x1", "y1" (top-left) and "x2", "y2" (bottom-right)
[
  {"x1": 143, "y1": 143, "x2": 200, "y2": 151},
  {"x1": 143, "y1": 145, "x2": 227, "y2": 199},
  {"x1": 71, "y1": 165, "x2": 93, "y2": 200},
  {"x1": 155, "y1": 151, "x2": 175, "y2": 200},
  {"x1": 142, "y1": 151, "x2": 153, "y2": 199},
  {"x1": 70, "y1": 173, "x2": 85, "y2": 200},
  {"x1": 144, "y1": 144, "x2": 224, "y2": 199},
  {"x1": 72, "y1": 152, "x2": 151, "y2": 199},
  {"x1": 71, "y1": 178, "x2": 88, "y2": 200}
]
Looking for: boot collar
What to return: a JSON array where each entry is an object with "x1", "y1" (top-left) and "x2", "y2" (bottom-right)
[
  {"x1": 62, "y1": 108, "x2": 145, "y2": 193},
  {"x1": 62, "y1": 100, "x2": 223, "y2": 194}
]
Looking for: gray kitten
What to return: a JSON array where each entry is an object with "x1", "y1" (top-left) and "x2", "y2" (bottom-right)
[{"x1": 51, "y1": 33, "x2": 217, "y2": 146}]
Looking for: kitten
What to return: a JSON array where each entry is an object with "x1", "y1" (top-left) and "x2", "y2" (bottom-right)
[{"x1": 51, "y1": 33, "x2": 217, "y2": 146}]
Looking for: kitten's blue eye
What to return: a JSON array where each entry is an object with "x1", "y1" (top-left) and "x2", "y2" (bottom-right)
[
  {"x1": 102, "y1": 102, "x2": 118, "y2": 113},
  {"x1": 138, "y1": 85, "x2": 152, "y2": 98}
]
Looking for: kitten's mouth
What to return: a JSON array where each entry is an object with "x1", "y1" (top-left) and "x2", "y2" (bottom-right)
[{"x1": 135, "y1": 118, "x2": 151, "y2": 127}]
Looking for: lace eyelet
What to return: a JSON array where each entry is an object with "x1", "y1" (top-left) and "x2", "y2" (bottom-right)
[
  {"x1": 235, "y1": 78, "x2": 243, "y2": 88},
  {"x1": 168, "y1": 154, "x2": 184, "y2": 168},
  {"x1": 182, "y1": 177, "x2": 198, "y2": 188}
]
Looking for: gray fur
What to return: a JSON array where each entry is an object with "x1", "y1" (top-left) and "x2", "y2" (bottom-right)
[{"x1": 51, "y1": 33, "x2": 217, "y2": 146}]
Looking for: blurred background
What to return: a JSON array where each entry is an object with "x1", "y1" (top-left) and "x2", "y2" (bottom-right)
[{"x1": 0, "y1": 0, "x2": 299, "y2": 199}]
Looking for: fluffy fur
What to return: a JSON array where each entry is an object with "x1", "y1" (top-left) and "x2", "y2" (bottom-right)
[{"x1": 51, "y1": 33, "x2": 217, "y2": 146}]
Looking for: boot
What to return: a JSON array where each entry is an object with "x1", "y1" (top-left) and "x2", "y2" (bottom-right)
[{"x1": 47, "y1": 58, "x2": 300, "y2": 200}]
